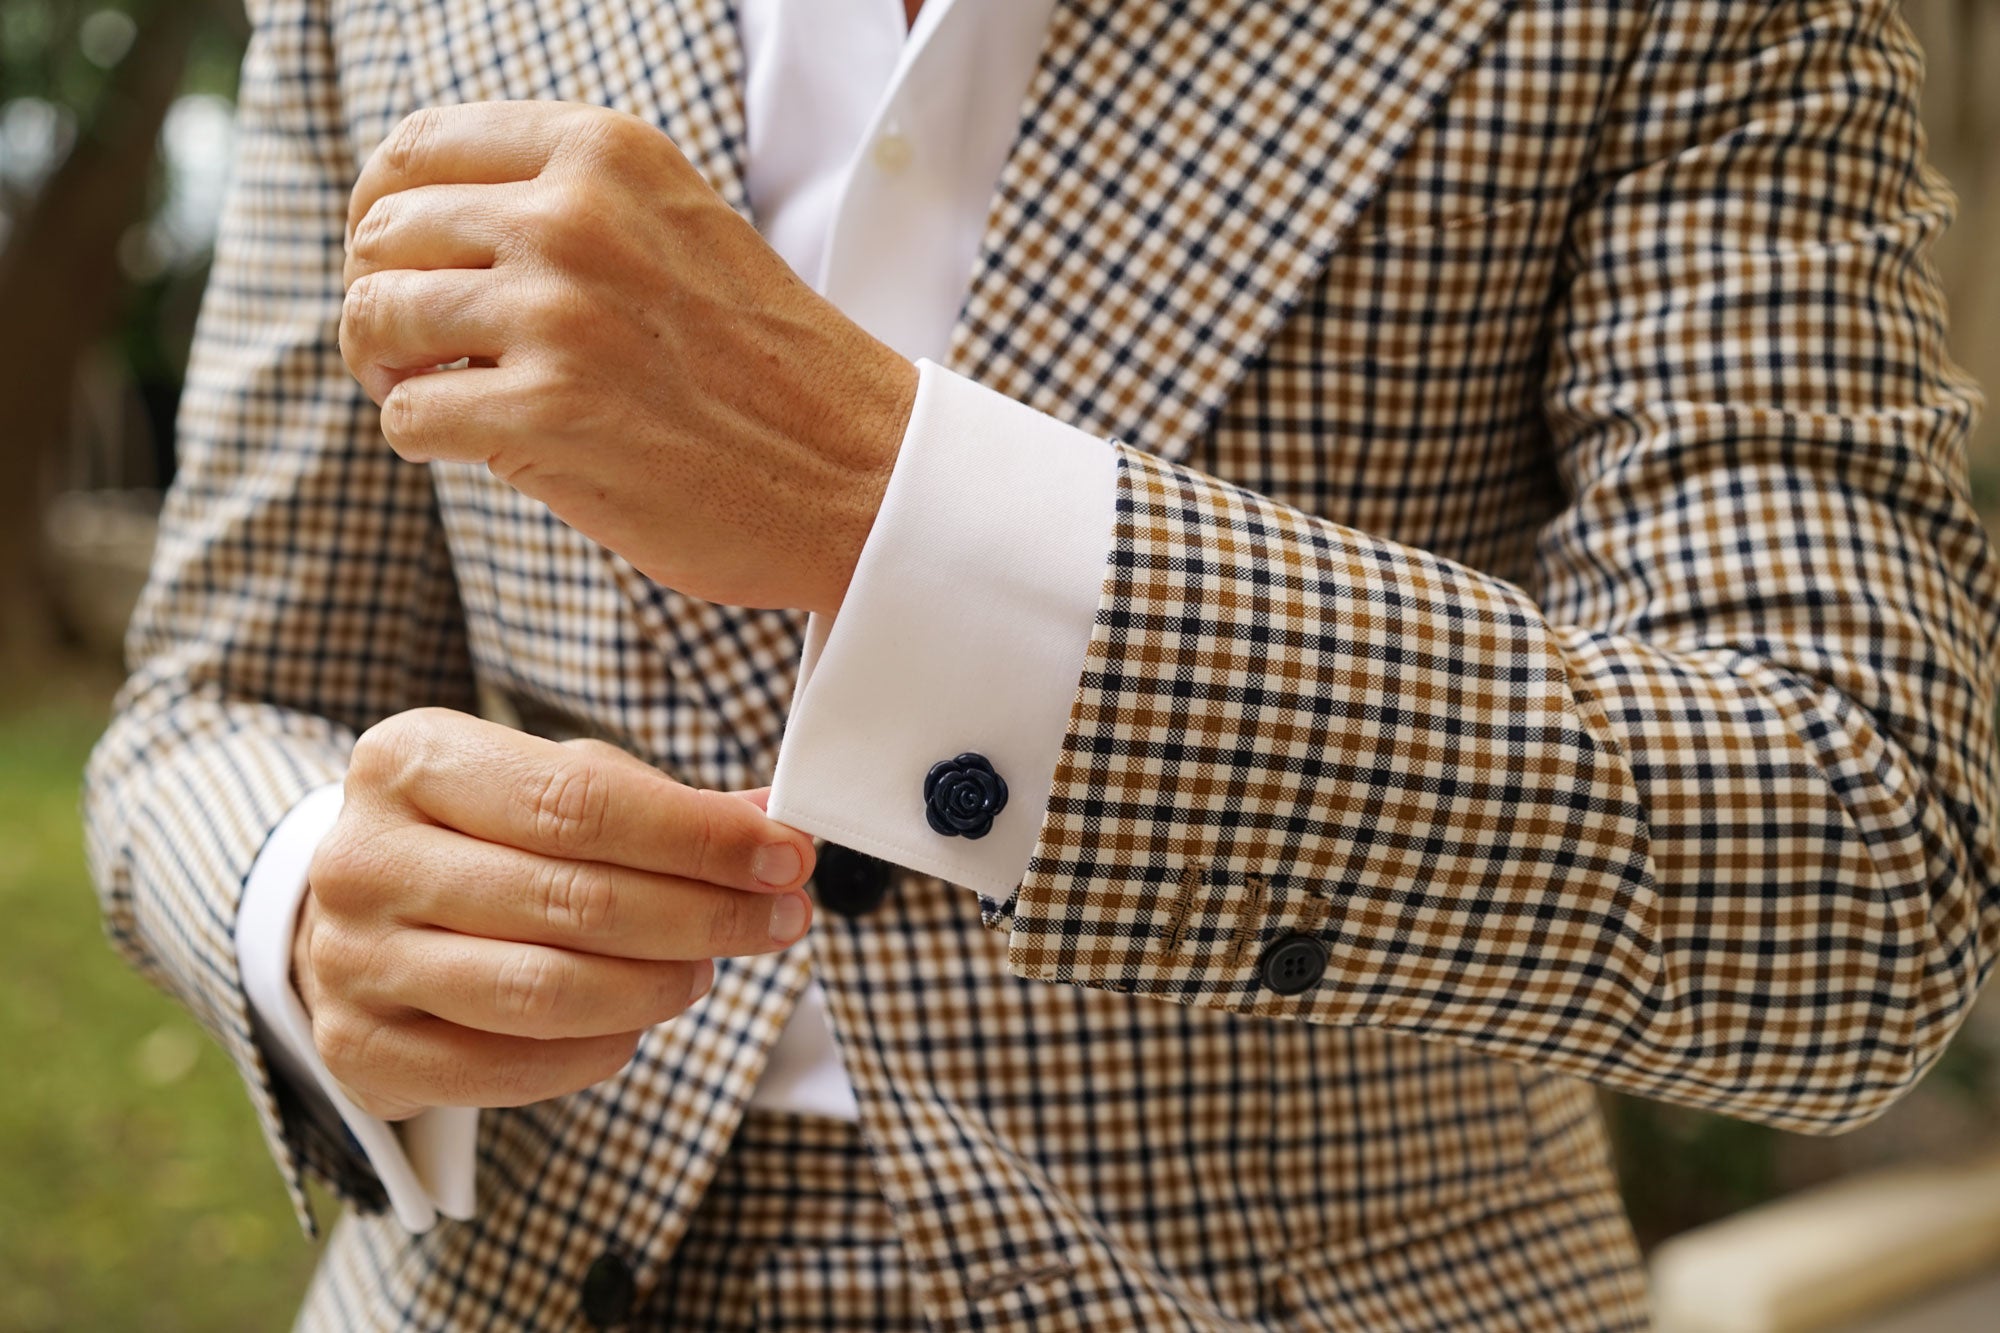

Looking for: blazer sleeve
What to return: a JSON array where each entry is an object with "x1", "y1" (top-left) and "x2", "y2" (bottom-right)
[
  {"x1": 994, "y1": 0, "x2": 2000, "y2": 1134},
  {"x1": 81, "y1": 0, "x2": 472, "y2": 1232}
]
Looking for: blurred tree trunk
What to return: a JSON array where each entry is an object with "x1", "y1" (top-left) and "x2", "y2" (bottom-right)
[
  {"x1": 0, "y1": 1, "x2": 199, "y2": 668},
  {"x1": 1907, "y1": 0, "x2": 2000, "y2": 496}
]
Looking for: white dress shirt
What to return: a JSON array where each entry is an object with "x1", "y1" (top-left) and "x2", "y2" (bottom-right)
[{"x1": 235, "y1": 0, "x2": 1116, "y2": 1232}]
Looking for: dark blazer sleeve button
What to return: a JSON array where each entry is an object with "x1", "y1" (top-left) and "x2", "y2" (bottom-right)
[
  {"x1": 813, "y1": 843, "x2": 894, "y2": 919},
  {"x1": 580, "y1": 1252, "x2": 636, "y2": 1329},
  {"x1": 924, "y1": 752, "x2": 1008, "y2": 839},
  {"x1": 1257, "y1": 934, "x2": 1329, "y2": 996}
]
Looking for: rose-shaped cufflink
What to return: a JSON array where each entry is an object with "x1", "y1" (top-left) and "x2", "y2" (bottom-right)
[{"x1": 924, "y1": 752, "x2": 1008, "y2": 839}]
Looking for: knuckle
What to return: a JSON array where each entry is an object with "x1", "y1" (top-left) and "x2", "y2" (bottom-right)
[
  {"x1": 342, "y1": 271, "x2": 385, "y2": 340},
  {"x1": 348, "y1": 196, "x2": 397, "y2": 264},
  {"x1": 307, "y1": 840, "x2": 374, "y2": 920},
  {"x1": 383, "y1": 108, "x2": 443, "y2": 179},
  {"x1": 703, "y1": 891, "x2": 755, "y2": 951},
  {"x1": 350, "y1": 713, "x2": 429, "y2": 803},
  {"x1": 311, "y1": 1007, "x2": 374, "y2": 1077},
  {"x1": 688, "y1": 788, "x2": 762, "y2": 885},
  {"x1": 378, "y1": 386, "x2": 426, "y2": 458},
  {"x1": 482, "y1": 1047, "x2": 561, "y2": 1106},
  {"x1": 570, "y1": 107, "x2": 645, "y2": 159},
  {"x1": 686, "y1": 789, "x2": 723, "y2": 881},
  {"x1": 305, "y1": 920, "x2": 356, "y2": 989},
  {"x1": 529, "y1": 762, "x2": 609, "y2": 855},
  {"x1": 517, "y1": 364, "x2": 581, "y2": 436},
  {"x1": 526, "y1": 277, "x2": 589, "y2": 343},
  {"x1": 307, "y1": 823, "x2": 363, "y2": 897},
  {"x1": 347, "y1": 716, "x2": 397, "y2": 779},
  {"x1": 603, "y1": 110, "x2": 651, "y2": 151},
  {"x1": 473, "y1": 1059, "x2": 524, "y2": 1105},
  {"x1": 541, "y1": 859, "x2": 617, "y2": 938},
  {"x1": 337, "y1": 296, "x2": 370, "y2": 374},
  {"x1": 560, "y1": 738, "x2": 625, "y2": 765},
  {"x1": 494, "y1": 949, "x2": 569, "y2": 1028},
  {"x1": 521, "y1": 188, "x2": 582, "y2": 251}
]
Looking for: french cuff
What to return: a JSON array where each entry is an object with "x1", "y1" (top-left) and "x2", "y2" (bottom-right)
[
  {"x1": 769, "y1": 359, "x2": 1116, "y2": 917},
  {"x1": 236, "y1": 783, "x2": 478, "y2": 1233}
]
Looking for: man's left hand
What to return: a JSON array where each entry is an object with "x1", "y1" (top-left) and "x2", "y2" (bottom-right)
[{"x1": 340, "y1": 101, "x2": 917, "y2": 615}]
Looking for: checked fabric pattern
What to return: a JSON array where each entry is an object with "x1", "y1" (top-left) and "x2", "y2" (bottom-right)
[
  {"x1": 83, "y1": 0, "x2": 1992, "y2": 1328},
  {"x1": 996, "y1": 0, "x2": 2000, "y2": 1138}
]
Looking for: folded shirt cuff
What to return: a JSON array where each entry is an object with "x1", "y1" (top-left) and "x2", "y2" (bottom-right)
[
  {"x1": 235, "y1": 783, "x2": 478, "y2": 1232},
  {"x1": 769, "y1": 359, "x2": 1116, "y2": 904}
]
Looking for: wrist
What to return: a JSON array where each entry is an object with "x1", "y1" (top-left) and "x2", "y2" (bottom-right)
[{"x1": 805, "y1": 343, "x2": 916, "y2": 617}]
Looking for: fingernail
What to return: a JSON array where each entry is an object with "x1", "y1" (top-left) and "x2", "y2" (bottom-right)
[
  {"x1": 690, "y1": 959, "x2": 715, "y2": 1002},
  {"x1": 769, "y1": 894, "x2": 808, "y2": 944},
  {"x1": 752, "y1": 842, "x2": 802, "y2": 888}
]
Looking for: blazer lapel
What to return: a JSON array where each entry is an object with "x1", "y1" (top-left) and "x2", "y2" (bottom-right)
[{"x1": 946, "y1": 0, "x2": 1519, "y2": 464}]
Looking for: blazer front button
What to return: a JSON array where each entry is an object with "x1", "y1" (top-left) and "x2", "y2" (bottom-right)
[
  {"x1": 1257, "y1": 934, "x2": 1329, "y2": 996},
  {"x1": 580, "y1": 1252, "x2": 636, "y2": 1329},
  {"x1": 814, "y1": 843, "x2": 894, "y2": 919}
]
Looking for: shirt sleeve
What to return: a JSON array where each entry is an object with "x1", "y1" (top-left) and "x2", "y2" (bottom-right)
[
  {"x1": 768, "y1": 359, "x2": 1116, "y2": 909},
  {"x1": 236, "y1": 784, "x2": 479, "y2": 1232}
]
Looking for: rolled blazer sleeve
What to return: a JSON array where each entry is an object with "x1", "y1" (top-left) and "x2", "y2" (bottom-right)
[
  {"x1": 991, "y1": 0, "x2": 2000, "y2": 1134},
  {"x1": 81, "y1": 0, "x2": 475, "y2": 1233}
]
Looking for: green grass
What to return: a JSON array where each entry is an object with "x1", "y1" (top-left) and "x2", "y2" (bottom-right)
[{"x1": 0, "y1": 686, "x2": 317, "y2": 1332}]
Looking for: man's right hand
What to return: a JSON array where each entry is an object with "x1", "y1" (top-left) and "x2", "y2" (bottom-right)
[{"x1": 291, "y1": 707, "x2": 818, "y2": 1121}]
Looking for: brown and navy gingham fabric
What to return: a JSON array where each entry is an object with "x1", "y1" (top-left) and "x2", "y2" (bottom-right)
[
  {"x1": 83, "y1": 0, "x2": 1993, "y2": 1328},
  {"x1": 640, "y1": 1112, "x2": 923, "y2": 1329},
  {"x1": 300, "y1": 1111, "x2": 928, "y2": 1331}
]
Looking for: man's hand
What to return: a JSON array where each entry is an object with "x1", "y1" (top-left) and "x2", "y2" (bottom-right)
[
  {"x1": 339, "y1": 101, "x2": 919, "y2": 615},
  {"x1": 293, "y1": 708, "x2": 818, "y2": 1121}
]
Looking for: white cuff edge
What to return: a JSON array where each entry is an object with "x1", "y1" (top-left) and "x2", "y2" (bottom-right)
[{"x1": 236, "y1": 783, "x2": 478, "y2": 1231}]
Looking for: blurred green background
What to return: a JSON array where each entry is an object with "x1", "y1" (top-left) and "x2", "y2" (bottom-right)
[
  {"x1": 2, "y1": 1, "x2": 1998, "y2": 1330},
  {"x1": 0, "y1": 685, "x2": 320, "y2": 1331}
]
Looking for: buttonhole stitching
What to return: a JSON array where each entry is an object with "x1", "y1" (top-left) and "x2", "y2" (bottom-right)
[
  {"x1": 1161, "y1": 864, "x2": 1200, "y2": 953},
  {"x1": 1229, "y1": 873, "x2": 1268, "y2": 968},
  {"x1": 964, "y1": 1259, "x2": 1077, "y2": 1300}
]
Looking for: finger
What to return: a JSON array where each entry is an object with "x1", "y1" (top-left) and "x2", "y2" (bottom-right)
[
  {"x1": 372, "y1": 361, "x2": 517, "y2": 463},
  {"x1": 345, "y1": 182, "x2": 516, "y2": 286},
  {"x1": 350, "y1": 102, "x2": 599, "y2": 243},
  {"x1": 350, "y1": 711, "x2": 817, "y2": 890},
  {"x1": 342, "y1": 268, "x2": 512, "y2": 404},
  {"x1": 388, "y1": 822, "x2": 812, "y2": 959},
  {"x1": 317, "y1": 1009, "x2": 652, "y2": 1114},
  {"x1": 359, "y1": 930, "x2": 711, "y2": 1039}
]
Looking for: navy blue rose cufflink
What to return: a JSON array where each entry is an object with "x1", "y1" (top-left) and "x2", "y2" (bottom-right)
[{"x1": 924, "y1": 752, "x2": 1007, "y2": 839}]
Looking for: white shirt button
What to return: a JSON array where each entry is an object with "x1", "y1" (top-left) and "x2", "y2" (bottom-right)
[{"x1": 872, "y1": 130, "x2": 914, "y2": 173}]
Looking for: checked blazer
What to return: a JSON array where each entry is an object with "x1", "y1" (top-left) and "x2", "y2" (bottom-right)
[{"x1": 85, "y1": 0, "x2": 2000, "y2": 1329}]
